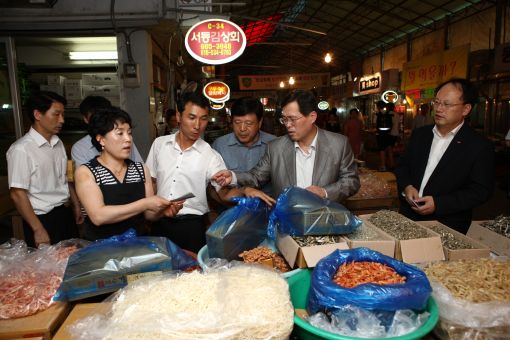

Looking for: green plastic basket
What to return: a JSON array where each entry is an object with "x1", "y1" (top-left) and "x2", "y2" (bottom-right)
[{"x1": 287, "y1": 269, "x2": 439, "y2": 340}]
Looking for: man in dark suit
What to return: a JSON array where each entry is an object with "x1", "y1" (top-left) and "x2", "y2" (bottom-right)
[
  {"x1": 213, "y1": 90, "x2": 360, "y2": 204},
  {"x1": 395, "y1": 78, "x2": 494, "y2": 234}
]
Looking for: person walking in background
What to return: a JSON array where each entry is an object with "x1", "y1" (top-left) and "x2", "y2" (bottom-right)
[
  {"x1": 343, "y1": 108, "x2": 364, "y2": 159},
  {"x1": 325, "y1": 109, "x2": 341, "y2": 133},
  {"x1": 412, "y1": 103, "x2": 434, "y2": 130},
  {"x1": 375, "y1": 100, "x2": 395, "y2": 171},
  {"x1": 395, "y1": 78, "x2": 494, "y2": 233},
  {"x1": 164, "y1": 108, "x2": 179, "y2": 135},
  {"x1": 7, "y1": 91, "x2": 80, "y2": 247}
]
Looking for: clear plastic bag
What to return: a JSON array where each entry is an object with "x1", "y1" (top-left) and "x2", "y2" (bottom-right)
[
  {"x1": 0, "y1": 238, "x2": 89, "y2": 319},
  {"x1": 206, "y1": 197, "x2": 269, "y2": 260},
  {"x1": 54, "y1": 229, "x2": 197, "y2": 301},
  {"x1": 430, "y1": 279, "x2": 510, "y2": 339},
  {"x1": 308, "y1": 306, "x2": 430, "y2": 338},
  {"x1": 308, "y1": 248, "x2": 432, "y2": 314},
  {"x1": 268, "y1": 186, "x2": 362, "y2": 239},
  {"x1": 0, "y1": 239, "x2": 31, "y2": 271},
  {"x1": 68, "y1": 263, "x2": 294, "y2": 340}
]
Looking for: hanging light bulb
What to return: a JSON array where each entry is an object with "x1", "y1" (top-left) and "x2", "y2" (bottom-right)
[
  {"x1": 324, "y1": 52, "x2": 332, "y2": 63},
  {"x1": 279, "y1": 81, "x2": 285, "y2": 88},
  {"x1": 289, "y1": 76, "x2": 295, "y2": 85}
]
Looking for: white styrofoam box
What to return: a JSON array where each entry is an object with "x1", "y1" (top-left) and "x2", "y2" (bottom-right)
[
  {"x1": 40, "y1": 84, "x2": 64, "y2": 96},
  {"x1": 64, "y1": 79, "x2": 82, "y2": 87},
  {"x1": 65, "y1": 85, "x2": 83, "y2": 100},
  {"x1": 66, "y1": 99, "x2": 82, "y2": 108},
  {"x1": 83, "y1": 84, "x2": 120, "y2": 97},
  {"x1": 82, "y1": 73, "x2": 119, "y2": 85},
  {"x1": 47, "y1": 75, "x2": 66, "y2": 86}
]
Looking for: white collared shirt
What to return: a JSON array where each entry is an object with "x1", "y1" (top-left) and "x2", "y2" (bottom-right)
[
  {"x1": 145, "y1": 132, "x2": 227, "y2": 215},
  {"x1": 7, "y1": 127, "x2": 70, "y2": 214},
  {"x1": 295, "y1": 130, "x2": 318, "y2": 188},
  {"x1": 419, "y1": 122, "x2": 464, "y2": 196}
]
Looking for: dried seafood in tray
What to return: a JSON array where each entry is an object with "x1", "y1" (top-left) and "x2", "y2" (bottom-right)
[
  {"x1": 481, "y1": 215, "x2": 510, "y2": 239},
  {"x1": 368, "y1": 210, "x2": 430, "y2": 240}
]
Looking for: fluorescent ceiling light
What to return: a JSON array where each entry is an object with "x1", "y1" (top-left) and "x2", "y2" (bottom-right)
[{"x1": 69, "y1": 51, "x2": 118, "y2": 60}]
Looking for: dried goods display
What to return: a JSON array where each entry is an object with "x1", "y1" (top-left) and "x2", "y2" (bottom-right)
[
  {"x1": 69, "y1": 265, "x2": 294, "y2": 339},
  {"x1": 424, "y1": 258, "x2": 510, "y2": 303},
  {"x1": 350, "y1": 172, "x2": 391, "y2": 199},
  {"x1": 346, "y1": 224, "x2": 381, "y2": 240},
  {"x1": 426, "y1": 225, "x2": 473, "y2": 250},
  {"x1": 481, "y1": 215, "x2": 510, "y2": 239},
  {"x1": 238, "y1": 246, "x2": 291, "y2": 272},
  {"x1": 0, "y1": 244, "x2": 79, "y2": 319},
  {"x1": 333, "y1": 261, "x2": 407, "y2": 288},
  {"x1": 368, "y1": 210, "x2": 430, "y2": 240},
  {"x1": 293, "y1": 235, "x2": 344, "y2": 247}
]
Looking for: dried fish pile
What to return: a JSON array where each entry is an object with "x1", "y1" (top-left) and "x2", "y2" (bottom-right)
[
  {"x1": 239, "y1": 247, "x2": 291, "y2": 273},
  {"x1": 293, "y1": 235, "x2": 344, "y2": 247},
  {"x1": 427, "y1": 225, "x2": 474, "y2": 250},
  {"x1": 346, "y1": 224, "x2": 381, "y2": 240},
  {"x1": 481, "y1": 215, "x2": 510, "y2": 239},
  {"x1": 368, "y1": 210, "x2": 430, "y2": 240},
  {"x1": 424, "y1": 258, "x2": 510, "y2": 303}
]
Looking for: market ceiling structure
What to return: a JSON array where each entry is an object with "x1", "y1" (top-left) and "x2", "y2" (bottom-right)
[{"x1": 211, "y1": 0, "x2": 496, "y2": 77}]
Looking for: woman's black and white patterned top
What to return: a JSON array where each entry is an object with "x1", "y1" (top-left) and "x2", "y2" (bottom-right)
[
  {"x1": 85, "y1": 158, "x2": 145, "y2": 185},
  {"x1": 83, "y1": 157, "x2": 146, "y2": 241}
]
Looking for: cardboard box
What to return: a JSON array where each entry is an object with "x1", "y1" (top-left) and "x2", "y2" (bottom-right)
[
  {"x1": 53, "y1": 303, "x2": 100, "y2": 340},
  {"x1": 359, "y1": 214, "x2": 445, "y2": 263},
  {"x1": 64, "y1": 79, "x2": 82, "y2": 87},
  {"x1": 419, "y1": 221, "x2": 490, "y2": 260},
  {"x1": 467, "y1": 220, "x2": 510, "y2": 256},
  {"x1": 82, "y1": 73, "x2": 119, "y2": 85},
  {"x1": 344, "y1": 222, "x2": 396, "y2": 257},
  {"x1": 82, "y1": 84, "x2": 120, "y2": 97},
  {"x1": 0, "y1": 303, "x2": 70, "y2": 340},
  {"x1": 47, "y1": 75, "x2": 66, "y2": 86},
  {"x1": 40, "y1": 84, "x2": 64, "y2": 96},
  {"x1": 276, "y1": 233, "x2": 349, "y2": 268},
  {"x1": 64, "y1": 85, "x2": 83, "y2": 100}
]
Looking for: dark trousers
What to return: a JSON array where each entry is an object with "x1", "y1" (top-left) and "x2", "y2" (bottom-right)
[
  {"x1": 151, "y1": 214, "x2": 206, "y2": 253},
  {"x1": 23, "y1": 204, "x2": 78, "y2": 247}
]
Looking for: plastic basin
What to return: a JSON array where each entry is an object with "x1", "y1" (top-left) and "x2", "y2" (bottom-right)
[
  {"x1": 286, "y1": 269, "x2": 439, "y2": 340},
  {"x1": 197, "y1": 245, "x2": 302, "y2": 278}
]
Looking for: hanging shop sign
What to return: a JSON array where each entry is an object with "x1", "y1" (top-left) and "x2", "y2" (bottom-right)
[
  {"x1": 401, "y1": 44, "x2": 469, "y2": 91},
  {"x1": 239, "y1": 73, "x2": 330, "y2": 90},
  {"x1": 185, "y1": 19, "x2": 247, "y2": 65},
  {"x1": 318, "y1": 101, "x2": 330, "y2": 110},
  {"x1": 381, "y1": 90, "x2": 399, "y2": 103},
  {"x1": 203, "y1": 81, "x2": 230, "y2": 103},
  {"x1": 211, "y1": 102, "x2": 225, "y2": 110},
  {"x1": 359, "y1": 72, "x2": 381, "y2": 95}
]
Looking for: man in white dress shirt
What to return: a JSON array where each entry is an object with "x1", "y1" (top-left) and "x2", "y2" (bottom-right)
[
  {"x1": 146, "y1": 91, "x2": 239, "y2": 253},
  {"x1": 7, "y1": 91, "x2": 80, "y2": 246}
]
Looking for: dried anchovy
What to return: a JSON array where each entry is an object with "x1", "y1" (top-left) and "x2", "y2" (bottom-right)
[
  {"x1": 368, "y1": 210, "x2": 430, "y2": 240},
  {"x1": 346, "y1": 224, "x2": 380, "y2": 240},
  {"x1": 481, "y1": 215, "x2": 510, "y2": 239},
  {"x1": 293, "y1": 235, "x2": 344, "y2": 247},
  {"x1": 427, "y1": 225, "x2": 474, "y2": 250}
]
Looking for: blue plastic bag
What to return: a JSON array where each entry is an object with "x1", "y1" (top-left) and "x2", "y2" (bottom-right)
[
  {"x1": 308, "y1": 248, "x2": 431, "y2": 313},
  {"x1": 206, "y1": 197, "x2": 269, "y2": 261},
  {"x1": 268, "y1": 187, "x2": 362, "y2": 239},
  {"x1": 54, "y1": 229, "x2": 197, "y2": 301}
]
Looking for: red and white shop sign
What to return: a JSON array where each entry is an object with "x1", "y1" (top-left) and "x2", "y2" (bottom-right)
[
  {"x1": 203, "y1": 81, "x2": 230, "y2": 103},
  {"x1": 185, "y1": 19, "x2": 246, "y2": 65}
]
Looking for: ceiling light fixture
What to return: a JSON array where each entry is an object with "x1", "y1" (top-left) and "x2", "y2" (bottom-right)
[
  {"x1": 324, "y1": 52, "x2": 332, "y2": 63},
  {"x1": 288, "y1": 76, "x2": 295, "y2": 85},
  {"x1": 279, "y1": 81, "x2": 285, "y2": 88},
  {"x1": 69, "y1": 51, "x2": 118, "y2": 60}
]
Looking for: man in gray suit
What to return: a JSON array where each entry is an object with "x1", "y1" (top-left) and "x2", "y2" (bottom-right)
[{"x1": 213, "y1": 90, "x2": 360, "y2": 204}]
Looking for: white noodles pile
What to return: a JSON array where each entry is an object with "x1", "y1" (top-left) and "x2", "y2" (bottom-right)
[{"x1": 70, "y1": 265, "x2": 294, "y2": 339}]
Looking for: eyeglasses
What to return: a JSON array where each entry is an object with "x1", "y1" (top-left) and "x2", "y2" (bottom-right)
[
  {"x1": 431, "y1": 99, "x2": 465, "y2": 109},
  {"x1": 279, "y1": 115, "x2": 305, "y2": 125},
  {"x1": 233, "y1": 120, "x2": 257, "y2": 127}
]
